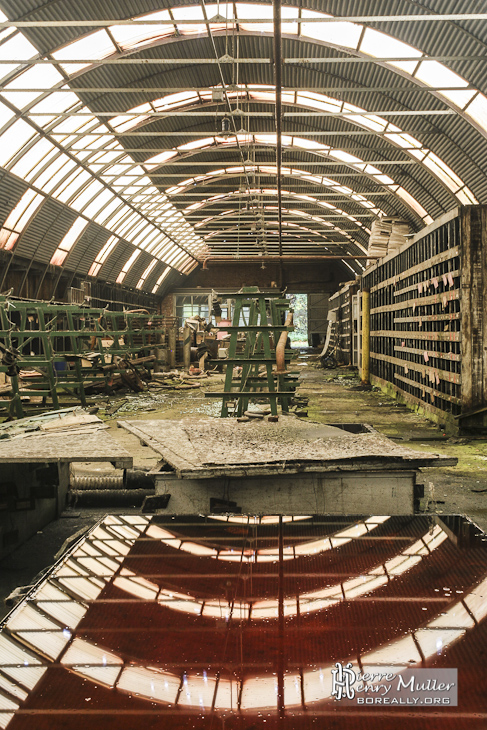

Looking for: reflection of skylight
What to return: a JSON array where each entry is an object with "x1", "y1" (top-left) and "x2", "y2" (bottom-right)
[{"x1": 115, "y1": 527, "x2": 443, "y2": 620}]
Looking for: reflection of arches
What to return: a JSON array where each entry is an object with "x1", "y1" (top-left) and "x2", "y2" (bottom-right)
[
  {"x1": 3, "y1": 514, "x2": 487, "y2": 720},
  {"x1": 60, "y1": 564, "x2": 487, "y2": 711},
  {"x1": 145, "y1": 515, "x2": 389, "y2": 562},
  {"x1": 113, "y1": 525, "x2": 446, "y2": 620}
]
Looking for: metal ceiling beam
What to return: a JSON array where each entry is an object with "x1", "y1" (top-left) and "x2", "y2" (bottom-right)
[
  {"x1": 1, "y1": 15, "x2": 487, "y2": 26},
  {"x1": 0, "y1": 55, "x2": 486, "y2": 68},
  {"x1": 28, "y1": 109, "x2": 456, "y2": 117},
  {"x1": 1, "y1": 55, "x2": 485, "y2": 64},
  {"x1": 103, "y1": 159, "x2": 417, "y2": 165},
  {"x1": 0, "y1": 86, "x2": 475, "y2": 93}
]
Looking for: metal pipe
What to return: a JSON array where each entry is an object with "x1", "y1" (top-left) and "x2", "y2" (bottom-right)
[
  {"x1": 276, "y1": 312, "x2": 293, "y2": 373},
  {"x1": 361, "y1": 288, "x2": 371, "y2": 385},
  {"x1": 69, "y1": 488, "x2": 154, "y2": 507}
]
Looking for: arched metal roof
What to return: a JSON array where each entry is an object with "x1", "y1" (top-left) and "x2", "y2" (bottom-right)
[{"x1": 0, "y1": 0, "x2": 485, "y2": 293}]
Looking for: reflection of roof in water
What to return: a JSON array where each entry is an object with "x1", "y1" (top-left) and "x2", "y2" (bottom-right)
[{"x1": 1, "y1": 513, "x2": 486, "y2": 728}]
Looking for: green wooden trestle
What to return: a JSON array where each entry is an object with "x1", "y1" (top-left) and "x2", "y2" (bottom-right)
[
  {"x1": 205, "y1": 287, "x2": 297, "y2": 417},
  {"x1": 0, "y1": 296, "x2": 177, "y2": 418}
]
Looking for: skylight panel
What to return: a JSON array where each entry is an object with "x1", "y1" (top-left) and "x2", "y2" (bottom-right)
[
  {"x1": 172, "y1": 5, "x2": 206, "y2": 35},
  {"x1": 415, "y1": 60, "x2": 470, "y2": 90},
  {"x1": 0, "y1": 189, "x2": 44, "y2": 250},
  {"x1": 143, "y1": 151, "x2": 176, "y2": 169},
  {"x1": 237, "y1": 3, "x2": 274, "y2": 33},
  {"x1": 455, "y1": 187, "x2": 478, "y2": 205},
  {"x1": 54, "y1": 169, "x2": 91, "y2": 204},
  {"x1": 29, "y1": 89, "x2": 80, "y2": 119},
  {"x1": 104, "y1": 204, "x2": 132, "y2": 230},
  {"x1": 109, "y1": 103, "x2": 152, "y2": 133},
  {"x1": 0, "y1": 119, "x2": 36, "y2": 167},
  {"x1": 70, "y1": 179, "x2": 104, "y2": 212},
  {"x1": 116, "y1": 249, "x2": 141, "y2": 283},
  {"x1": 396, "y1": 187, "x2": 428, "y2": 219},
  {"x1": 465, "y1": 93, "x2": 487, "y2": 132},
  {"x1": 94, "y1": 198, "x2": 123, "y2": 226},
  {"x1": 0, "y1": 100, "x2": 14, "y2": 131},
  {"x1": 179, "y1": 137, "x2": 215, "y2": 152},
  {"x1": 204, "y1": 3, "x2": 233, "y2": 21},
  {"x1": 133, "y1": 226, "x2": 159, "y2": 248},
  {"x1": 359, "y1": 28, "x2": 420, "y2": 74},
  {"x1": 281, "y1": 5, "x2": 299, "y2": 35},
  {"x1": 345, "y1": 112, "x2": 386, "y2": 132},
  {"x1": 331, "y1": 149, "x2": 363, "y2": 164},
  {"x1": 2, "y1": 64, "x2": 64, "y2": 109},
  {"x1": 423, "y1": 152, "x2": 464, "y2": 192},
  {"x1": 153, "y1": 91, "x2": 199, "y2": 111},
  {"x1": 301, "y1": 9, "x2": 362, "y2": 50},
  {"x1": 109, "y1": 11, "x2": 173, "y2": 51},
  {"x1": 136, "y1": 259, "x2": 158, "y2": 289},
  {"x1": 123, "y1": 218, "x2": 146, "y2": 240},
  {"x1": 79, "y1": 189, "x2": 113, "y2": 220},
  {"x1": 50, "y1": 217, "x2": 89, "y2": 265},
  {"x1": 88, "y1": 235, "x2": 119, "y2": 276},
  {"x1": 114, "y1": 211, "x2": 140, "y2": 237},
  {"x1": 439, "y1": 88, "x2": 477, "y2": 108},
  {"x1": 10, "y1": 138, "x2": 55, "y2": 178},
  {"x1": 50, "y1": 110, "x2": 97, "y2": 136},
  {"x1": 290, "y1": 137, "x2": 328, "y2": 151},
  {"x1": 296, "y1": 92, "x2": 341, "y2": 113},
  {"x1": 0, "y1": 34, "x2": 38, "y2": 82},
  {"x1": 35, "y1": 156, "x2": 76, "y2": 193},
  {"x1": 52, "y1": 30, "x2": 117, "y2": 74}
]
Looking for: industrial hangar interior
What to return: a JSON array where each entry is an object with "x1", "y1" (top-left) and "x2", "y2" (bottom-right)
[{"x1": 0, "y1": 1, "x2": 487, "y2": 728}]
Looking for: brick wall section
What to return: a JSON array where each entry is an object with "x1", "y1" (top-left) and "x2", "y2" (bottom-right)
[
  {"x1": 182, "y1": 261, "x2": 342, "y2": 293},
  {"x1": 159, "y1": 293, "x2": 175, "y2": 317}
]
